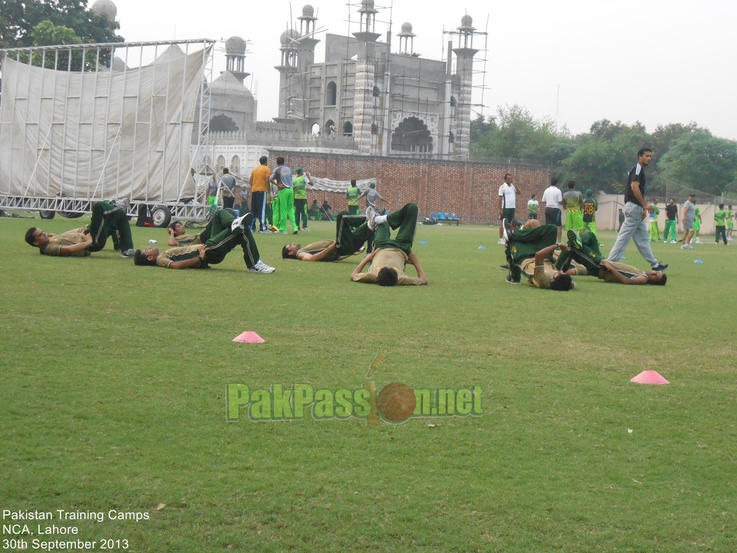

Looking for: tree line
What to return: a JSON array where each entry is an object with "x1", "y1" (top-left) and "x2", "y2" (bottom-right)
[{"x1": 470, "y1": 105, "x2": 737, "y2": 200}]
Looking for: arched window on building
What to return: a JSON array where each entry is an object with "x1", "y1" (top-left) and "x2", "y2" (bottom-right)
[
  {"x1": 391, "y1": 117, "x2": 433, "y2": 153},
  {"x1": 311, "y1": 123, "x2": 321, "y2": 135},
  {"x1": 325, "y1": 119, "x2": 336, "y2": 136},
  {"x1": 231, "y1": 155, "x2": 241, "y2": 174},
  {"x1": 326, "y1": 81, "x2": 337, "y2": 105},
  {"x1": 216, "y1": 155, "x2": 226, "y2": 173},
  {"x1": 343, "y1": 121, "x2": 353, "y2": 136}
]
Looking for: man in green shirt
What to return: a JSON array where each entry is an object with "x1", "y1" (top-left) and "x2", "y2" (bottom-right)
[
  {"x1": 346, "y1": 180, "x2": 361, "y2": 215},
  {"x1": 582, "y1": 189, "x2": 598, "y2": 239},
  {"x1": 527, "y1": 194, "x2": 539, "y2": 220},
  {"x1": 649, "y1": 198, "x2": 661, "y2": 241},
  {"x1": 694, "y1": 204, "x2": 703, "y2": 244},
  {"x1": 292, "y1": 167, "x2": 313, "y2": 232},
  {"x1": 562, "y1": 180, "x2": 584, "y2": 235},
  {"x1": 714, "y1": 204, "x2": 729, "y2": 245},
  {"x1": 727, "y1": 205, "x2": 734, "y2": 241}
]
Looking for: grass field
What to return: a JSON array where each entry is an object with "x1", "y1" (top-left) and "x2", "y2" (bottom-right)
[{"x1": 1, "y1": 213, "x2": 736, "y2": 552}]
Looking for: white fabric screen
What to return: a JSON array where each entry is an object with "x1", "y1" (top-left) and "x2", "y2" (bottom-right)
[{"x1": 0, "y1": 45, "x2": 207, "y2": 202}]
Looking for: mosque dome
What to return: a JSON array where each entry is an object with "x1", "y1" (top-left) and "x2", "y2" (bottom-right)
[
  {"x1": 302, "y1": 4, "x2": 315, "y2": 17},
  {"x1": 225, "y1": 36, "x2": 247, "y2": 54},
  {"x1": 361, "y1": 0, "x2": 375, "y2": 11},
  {"x1": 91, "y1": 0, "x2": 117, "y2": 19},
  {"x1": 401, "y1": 22, "x2": 412, "y2": 33},
  {"x1": 280, "y1": 28, "x2": 302, "y2": 45},
  {"x1": 460, "y1": 14, "x2": 473, "y2": 27}
]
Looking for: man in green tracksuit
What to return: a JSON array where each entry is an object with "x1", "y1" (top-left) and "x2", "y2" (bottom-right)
[
  {"x1": 25, "y1": 200, "x2": 135, "y2": 257},
  {"x1": 292, "y1": 168, "x2": 313, "y2": 232},
  {"x1": 555, "y1": 230, "x2": 605, "y2": 277},
  {"x1": 134, "y1": 211, "x2": 275, "y2": 273},
  {"x1": 649, "y1": 198, "x2": 661, "y2": 241},
  {"x1": 714, "y1": 204, "x2": 729, "y2": 245},
  {"x1": 282, "y1": 212, "x2": 371, "y2": 261},
  {"x1": 727, "y1": 205, "x2": 734, "y2": 241},
  {"x1": 582, "y1": 189, "x2": 598, "y2": 239},
  {"x1": 346, "y1": 180, "x2": 361, "y2": 214},
  {"x1": 351, "y1": 203, "x2": 427, "y2": 286},
  {"x1": 270, "y1": 156, "x2": 298, "y2": 234}
]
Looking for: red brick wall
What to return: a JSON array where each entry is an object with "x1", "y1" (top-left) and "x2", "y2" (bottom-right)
[{"x1": 269, "y1": 152, "x2": 551, "y2": 223}]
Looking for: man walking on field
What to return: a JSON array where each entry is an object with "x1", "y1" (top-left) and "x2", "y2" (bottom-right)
[{"x1": 606, "y1": 148, "x2": 668, "y2": 272}]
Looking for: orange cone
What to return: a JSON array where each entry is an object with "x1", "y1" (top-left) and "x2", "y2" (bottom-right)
[
  {"x1": 630, "y1": 370, "x2": 669, "y2": 385},
  {"x1": 233, "y1": 331, "x2": 265, "y2": 343}
]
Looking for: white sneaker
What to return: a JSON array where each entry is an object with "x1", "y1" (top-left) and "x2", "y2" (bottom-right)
[
  {"x1": 695, "y1": 239, "x2": 703, "y2": 244},
  {"x1": 670, "y1": 240, "x2": 677, "y2": 244},
  {"x1": 366, "y1": 206, "x2": 377, "y2": 230},
  {"x1": 249, "y1": 260, "x2": 275, "y2": 274},
  {"x1": 497, "y1": 238, "x2": 506, "y2": 245}
]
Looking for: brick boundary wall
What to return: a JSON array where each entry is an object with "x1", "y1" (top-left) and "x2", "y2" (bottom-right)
[{"x1": 268, "y1": 151, "x2": 551, "y2": 224}]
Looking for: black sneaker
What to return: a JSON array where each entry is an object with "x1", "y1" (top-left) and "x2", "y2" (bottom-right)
[
  {"x1": 506, "y1": 274, "x2": 520, "y2": 285},
  {"x1": 500, "y1": 263, "x2": 509, "y2": 270},
  {"x1": 120, "y1": 249, "x2": 136, "y2": 258},
  {"x1": 651, "y1": 262, "x2": 669, "y2": 272}
]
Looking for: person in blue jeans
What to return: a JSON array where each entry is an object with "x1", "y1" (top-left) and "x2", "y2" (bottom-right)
[{"x1": 606, "y1": 148, "x2": 668, "y2": 272}]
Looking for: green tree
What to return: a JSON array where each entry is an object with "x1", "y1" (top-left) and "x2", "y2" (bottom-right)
[
  {"x1": 659, "y1": 130, "x2": 737, "y2": 197},
  {"x1": 0, "y1": 0, "x2": 122, "y2": 49},
  {"x1": 562, "y1": 120, "x2": 650, "y2": 193},
  {"x1": 470, "y1": 105, "x2": 572, "y2": 165}
]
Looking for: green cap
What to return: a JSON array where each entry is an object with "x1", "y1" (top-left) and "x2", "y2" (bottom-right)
[
  {"x1": 296, "y1": 167, "x2": 304, "y2": 173},
  {"x1": 586, "y1": 189, "x2": 593, "y2": 196}
]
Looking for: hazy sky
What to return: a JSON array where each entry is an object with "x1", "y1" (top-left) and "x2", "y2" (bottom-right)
[{"x1": 116, "y1": 0, "x2": 737, "y2": 140}]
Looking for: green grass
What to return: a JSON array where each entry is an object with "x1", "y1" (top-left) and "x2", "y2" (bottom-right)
[{"x1": 1, "y1": 215, "x2": 736, "y2": 552}]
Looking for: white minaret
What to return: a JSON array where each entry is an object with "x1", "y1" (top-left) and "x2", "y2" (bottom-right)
[{"x1": 452, "y1": 14, "x2": 477, "y2": 160}]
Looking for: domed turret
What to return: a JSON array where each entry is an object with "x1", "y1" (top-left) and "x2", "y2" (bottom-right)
[
  {"x1": 460, "y1": 14, "x2": 474, "y2": 29},
  {"x1": 302, "y1": 4, "x2": 314, "y2": 17},
  {"x1": 225, "y1": 36, "x2": 247, "y2": 55},
  {"x1": 91, "y1": 0, "x2": 117, "y2": 19},
  {"x1": 280, "y1": 28, "x2": 302, "y2": 46}
]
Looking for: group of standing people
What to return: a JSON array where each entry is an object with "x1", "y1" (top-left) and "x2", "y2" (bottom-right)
[{"x1": 248, "y1": 155, "x2": 314, "y2": 235}]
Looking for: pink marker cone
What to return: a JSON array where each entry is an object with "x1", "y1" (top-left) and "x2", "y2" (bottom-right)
[
  {"x1": 630, "y1": 370, "x2": 669, "y2": 385},
  {"x1": 233, "y1": 331, "x2": 265, "y2": 343}
]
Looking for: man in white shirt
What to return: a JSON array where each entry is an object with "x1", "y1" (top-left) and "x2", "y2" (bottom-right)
[
  {"x1": 542, "y1": 177, "x2": 564, "y2": 241},
  {"x1": 498, "y1": 173, "x2": 518, "y2": 245}
]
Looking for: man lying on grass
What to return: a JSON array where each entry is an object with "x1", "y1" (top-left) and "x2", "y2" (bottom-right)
[
  {"x1": 25, "y1": 201, "x2": 135, "y2": 258},
  {"x1": 134, "y1": 211, "x2": 275, "y2": 273},
  {"x1": 282, "y1": 211, "x2": 370, "y2": 261},
  {"x1": 350, "y1": 203, "x2": 427, "y2": 286},
  {"x1": 597, "y1": 259, "x2": 667, "y2": 285},
  {"x1": 502, "y1": 220, "x2": 575, "y2": 290},
  {"x1": 556, "y1": 230, "x2": 666, "y2": 285}
]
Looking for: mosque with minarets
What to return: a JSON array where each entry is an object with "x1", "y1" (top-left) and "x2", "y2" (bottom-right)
[
  {"x1": 90, "y1": 0, "x2": 478, "y2": 172},
  {"x1": 207, "y1": 1, "x2": 479, "y2": 169}
]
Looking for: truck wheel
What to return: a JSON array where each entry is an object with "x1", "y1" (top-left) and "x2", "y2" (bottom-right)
[
  {"x1": 151, "y1": 205, "x2": 172, "y2": 228},
  {"x1": 59, "y1": 211, "x2": 84, "y2": 219},
  {"x1": 39, "y1": 211, "x2": 56, "y2": 219}
]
